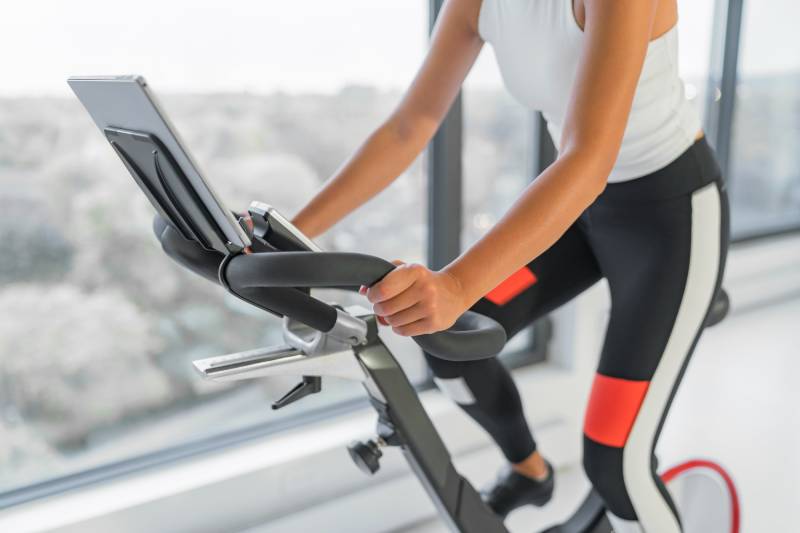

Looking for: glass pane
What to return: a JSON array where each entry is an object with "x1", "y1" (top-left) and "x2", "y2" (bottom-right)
[
  {"x1": 461, "y1": 47, "x2": 541, "y2": 361},
  {"x1": 676, "y1": 0, "x2": 716, "y2": 120},
  {"x1": 728, "y1": 1, "x2": 800, "y2": 237},
  {"x1": 462, "y1": 49, "x2": 532, "y2": 250},
  {"x1": 0, "y1": 0, "x2": 426, "y2": 495}
]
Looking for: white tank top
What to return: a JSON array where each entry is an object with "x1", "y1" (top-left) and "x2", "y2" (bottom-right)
[{"x1": 478, "y1": 0, "x2": 701, "y2": 182}]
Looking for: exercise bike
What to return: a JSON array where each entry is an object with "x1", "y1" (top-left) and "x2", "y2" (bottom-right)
[
  {"x1": 70, "y1": 75, "x2": 740, "y2": 533},
  {"x1": 182, "y1": 207, "x2": 738, "y2": 533}
]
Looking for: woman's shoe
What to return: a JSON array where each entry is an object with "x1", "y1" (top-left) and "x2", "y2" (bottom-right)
[{"x1": 480, "y1": 461, "x2": 555, "y2": 518}]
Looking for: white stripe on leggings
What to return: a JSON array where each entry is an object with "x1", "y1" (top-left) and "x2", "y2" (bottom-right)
[
  {"x1": 608, "y1": 512, "x2": 646, "y2": 533},
  {"x1": 622, "y1": 183, "x2": 722, "y2": 533}
]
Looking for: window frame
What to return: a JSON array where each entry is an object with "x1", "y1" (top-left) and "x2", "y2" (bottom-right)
[
  {"x1": 0, "y1": 394, "x2": 370, "y2": 509},
  {"x1": 704, "y1": 0, "x2": 800, "y2": 242}
]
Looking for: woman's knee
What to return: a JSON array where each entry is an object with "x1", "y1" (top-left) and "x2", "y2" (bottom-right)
[
  {"x1": 424, "y1": 353, "x2": 479, "y2": 406},
  {"x1": 423, "y1": 352, "x2": 469, "y2": 379},
  {"x1": 582, "y1": 438, "x2": 638, "y2": 520},
  {"x1": 580, "y1": 370, "x2": 654, "y2": 518}
]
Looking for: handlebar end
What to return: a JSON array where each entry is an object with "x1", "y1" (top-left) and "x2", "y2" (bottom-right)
[{"x1": 414, "y1": 311, "x2": 507, "y2": 362}]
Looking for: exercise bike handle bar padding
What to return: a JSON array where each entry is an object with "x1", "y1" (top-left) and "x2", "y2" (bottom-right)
[{"x1": 156, "y1": 220, "x2": 506, "y2": 361}]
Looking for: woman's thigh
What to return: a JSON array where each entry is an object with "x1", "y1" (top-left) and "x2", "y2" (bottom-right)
[
  {"x1": 591, "y1": 182, "x2": 728, "y2": 382},
  {"x1": 469, "y1": 217, "x2": 603, "y2": 341}
]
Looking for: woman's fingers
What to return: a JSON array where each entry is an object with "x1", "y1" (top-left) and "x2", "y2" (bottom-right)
[
  {"x1": 360, "y1": 261, "x2": 467, "y2": 338},
  {"x1": 373, "y1": 284, "x2": 420, "y2": 316},
  {"x1": 366, "y1": 263, "x2": 422, "y2": 304},
  {"x1": 360, "y1": 261, "x2": 404, "y2": 296},
  {"x1": 358, "y1": 259, "x2": 407, "y2": 310},
  {"x1": 382, "y1": 302, "x2": 428, "y2": 328},
  {"x1": 243, "y1": 216, "x2": 254, "y2": 232},
  {"x1": 391, "y1": 318, "x2": 433, "y2": 337}
]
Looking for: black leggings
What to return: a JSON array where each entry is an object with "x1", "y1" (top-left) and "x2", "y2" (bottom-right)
[{"x1": 425, "y1": 137, "x2": 729, "y2": 532}]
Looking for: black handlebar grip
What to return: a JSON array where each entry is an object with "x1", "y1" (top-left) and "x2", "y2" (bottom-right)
[
  {"x1": 224, "y1": 252, "x2": 507, "y2": 361},
  {"x1": 414, "y1": 311, "x2": 507, "y2": 362},
  {"x1": 153, "y1": 215, "x2": 225, "y2": 285},
  {"x1": 153, "y1": 216, "x2": 338, "y2": 331},
  {"x1": 153, "y1": 217, "x2": 506, "y2": 361},
  {"x1": 222, "y1": 251, "x2": 394, "y2": 288},
  {"x1": 224, "y1": 254, "x2": 340, "y2": 332}
]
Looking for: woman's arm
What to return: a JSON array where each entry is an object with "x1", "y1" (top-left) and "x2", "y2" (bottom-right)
[
  {"x1": 449, "y1": 0, "x2": 661, "y2": 305},
  {"x1": 368, "y1": 0, "x2": 660, "y2": 336},
  {"x1": 291, "y1": 0, "x2": 484, "y2": 238}
]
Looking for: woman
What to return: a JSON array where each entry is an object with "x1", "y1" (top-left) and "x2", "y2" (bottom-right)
[{"x1": 291, "y1": 1, "x2": 729, "y2": 531}]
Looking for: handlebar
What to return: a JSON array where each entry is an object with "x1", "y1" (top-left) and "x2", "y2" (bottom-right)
[
  {"x1": 225, "y1": 252, "x2": 507, "y2": 361},
  {"x1": 155, "y1": 217, "x2": 506, "y2": 361}
]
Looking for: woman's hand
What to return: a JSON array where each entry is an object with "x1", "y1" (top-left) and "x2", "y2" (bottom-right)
[
  {"x1": 237, "y1": 214, "x2": 255, "y2": 254},
  {"x1": 360, "y1": 261, "x2": 468, "y2": 337}
]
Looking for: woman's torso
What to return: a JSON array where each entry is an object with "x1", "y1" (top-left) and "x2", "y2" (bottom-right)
[{"x1": 478, "y1": 0, "x2": 701, "y2": 182}]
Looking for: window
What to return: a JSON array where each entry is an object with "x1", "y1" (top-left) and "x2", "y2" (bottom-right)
[
  {"x1": 676, "y1": 0, "x2": 717, "y2": 120},
  {"x1": 727, "y1": 0, "x2": 800, "y2": 238},
  {"x1": 459, "y1": 44, "x2": 548, "y2": 363},
  {"x1": 462, "y1": 50, "x2": 534, "y2": 251},
  {"x1": 0, "y1": 0, "x2": 427, "y2": 499}
]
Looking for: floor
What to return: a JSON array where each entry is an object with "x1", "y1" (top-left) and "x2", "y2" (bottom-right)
[{"x1": 399, "y1": 296, "x2": 800, "y2": 533}]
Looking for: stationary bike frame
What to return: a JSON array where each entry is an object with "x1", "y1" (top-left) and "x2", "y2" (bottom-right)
[
  {"x1": 195, "y1": 301, "x2": 740, "y2": 533},
  {"x1": 194, "y1": 303, "x2": 621, "y2": 533},
  {"x1": 196, "y1": 309, "x2": 509, "y2": 532}
]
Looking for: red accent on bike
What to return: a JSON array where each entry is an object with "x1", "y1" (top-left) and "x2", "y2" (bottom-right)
[
  {"x1": 485, "y1": 267, "x2": 537, "y2": 306},
  {"x1": 661, "y1": 459, "x2": 740, "y2": 533},
  {"x1": 583, "y1": 373, "x2": 649, "y2": 448}
]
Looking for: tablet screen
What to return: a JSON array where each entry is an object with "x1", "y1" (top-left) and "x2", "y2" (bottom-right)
[{"x1": 68, "y1": 75, "x2": 250, "y2": 254}]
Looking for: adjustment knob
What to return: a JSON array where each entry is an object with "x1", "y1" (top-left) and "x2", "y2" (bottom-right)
[{"x1": 347, "y1": 439, "x2": 383, "y2": 475}]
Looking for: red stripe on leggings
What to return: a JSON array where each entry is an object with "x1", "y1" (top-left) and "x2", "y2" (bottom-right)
[
  {"x1": 485, "y1": 267, "x2": 537, "y2": 306},
  {"x1": 584, "y1": 373, "x2": 650, "y2": 448}
]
